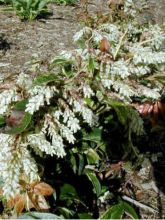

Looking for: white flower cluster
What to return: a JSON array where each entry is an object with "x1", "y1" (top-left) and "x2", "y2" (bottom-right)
[
  {"x1": 28, "y1": 108, "x2": 80, "y2": 158},
  {"x1": 53, "y1": 108, "x2": 80, "y2": 144},
  {"x1": 138, "y1": 86, "x2": 160, "y2": 99},
  {"x1": 124, "y1": 0, "x2": 136, "y2": 17},
  {"x1": 101, "y1": 79, "x2": 113, "y2": 89},
  {"x1": 62, "y1": 109, "x2": 80, "y2": 133},
  {"x1": 21, "y1": 144, "x2": 39, "y2": 182},
  {"x1": 129, "y1": 65, "x2": 150, "y2": 76},
  {"x1": 28, "y1": 132, "x2": 65, "y2": 157},
  {"x1": 111, "y1": 60, "x2": 130, "y2": 79},
  {"x1": 73, "y1": 27, "x2": 92, "y2": 42},
  {"x1": 42, "y1": 114, "x2": 66, "y2": 157},
  {"x1": 16, "y1": 72, "x2": 33, "y2": 90},
  {"x1": 130, "y1": 45, "x2": 165, "y2": 65},
  {"x1": 100, "y1": 24, "x2": 120, "y2": 43},
  {"x1": 144, "y1": 24, "x2": 165, "y2": 50},
  {"x1": 72, "y1": 99, "x2": 97, "y2": 126},
  {"x1": 0, "y1": 89, "x2": 19, "y2": 115},
  {"x1": 26, "y1": 85, "x2": 57, "y2": 114},
  {"x1": 83, "y1": 84, "x2": 95, "y2": 98},
  {"x1": 113, "y1": 81, "x2": 136, "y2": 101},
  {"x1": 0, "y1": 134, "x2": 39, "y2": 198}
]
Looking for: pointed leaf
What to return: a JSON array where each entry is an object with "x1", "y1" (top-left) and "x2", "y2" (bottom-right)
[
  {"x1": 58, "y1": 207, "x2": 75, "y2": 218},
  {"x1": 50, "y1": 57, "x2": 72, "y2": 66},
  {"x1": 83, "y1": 128, "x2": 102, "y2": 143},
  {"x1": 85, "y1": 170, "x2": 101, "y2": 197},
  {"x1": 78, "y1": 212, "x2": 93, "y2": 219},
  {"x1": 78, "y1": 154, "x2": 85, "y2": 175},
  {"x1": 86, "y1": 148, "x2": 100, "y2": 164},
  {"x1": 14, "y1": 100, "x2": 28, "y2": 110},
  {"x1": 100, "y1": 203, "x2": 124, "y2": 219},
  {"x1": 33, "y1": 73, "x2": 58, "y2": 85},
  {"x1": 18, "y1": 211, "x2": 62, "y2": 219},
  {"x1": 15, "y1": 196, "x2": 26, "y2": 216},
  {"x1": 0, "y1": 116, "x2": 5, "y2": 126},
  {"x1": 123, "y1": 201, "x2": 139, "y2": 219},
  {"x1": 60, "y1": 183, "x2": 78, "y2": 200},
  {"x1": 88, "y1": 56, "x2": 95, "y2": 74}
]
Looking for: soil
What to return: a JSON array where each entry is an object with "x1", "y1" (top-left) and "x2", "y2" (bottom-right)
[{"x1": 0, "y1": 4, "x2": 81, "y2": 78}]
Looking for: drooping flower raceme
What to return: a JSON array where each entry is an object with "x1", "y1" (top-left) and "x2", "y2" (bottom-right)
[
  {"x1": 0, "y1": 134, "x2": 39, "y2": 198},
  {"x1": 26, "y1": 85, "x2": 57, "y2": 114},
  {"x1": 0, "y1": 89, "x2": 19, "y2": 115}
]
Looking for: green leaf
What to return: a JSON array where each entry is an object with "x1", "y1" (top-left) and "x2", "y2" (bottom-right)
[
  {"x1": 85, "y1": 170, "x2": 101, "y2": 197},
  {"x1": 100, "y1": 200, "x2": 139, "y2": 219},
  {"x1": 38, "y1": 0, "x2": 48, "y2": 11},
  {"x1": 6, "y1": 112, "x2": 32, "y2": 134},
  {"x1": 83, "y1": 128, "x2": 102, "y2": 143},
  {"x1": 78, "y1": 212, "x2": 92, "y2": 219},
  {"x1": 85, "y1": 148, "x2": 100, "y2": 164},
  {"x1": 100, "y1": 203, "x2": 124, "y2": 219},
  {"x1": 60, "y1": 183, "x2": 78, "y2": 200},
  {"x1": 0, "y1": 116, "x2": 5, "y2": 126},
  {"x1": 88, "y1": 56, "x2": 95, "y2": 74},
  {"x1": 51, "y1": 57, "x2": 72, "y2": 65},
  {"x1": 33, "y1": 73, "x2": 58, "y2": 85},
  {"x1": 70, "y1": 153, "x2": 77, "y2": 174},
  {"x1": 14, "y1": 100, "x2": 28, "y2": 110},
  {"x1": 78, "y1": 154, "x2": 85, "y2": 175},
  {"x1": 18, "y1": 211, "x2": 62, "y2": 219},
  {"x1": 58, "y1": 207, "x2": 75, "y2": 218},
  {"x1": 122, "y1": 201, "x2": 139, "y2": 219}
]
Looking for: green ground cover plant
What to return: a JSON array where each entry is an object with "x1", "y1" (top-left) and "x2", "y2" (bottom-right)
[
  {"x1": 0, "y1": 0, "x2": 50, "y2": 20},
  {"x1": 0, "y1": 0, "x2": 165, "y2": 218},
  {"x1": 49, "y1": 0, "x2": 77, "y2": 5}
]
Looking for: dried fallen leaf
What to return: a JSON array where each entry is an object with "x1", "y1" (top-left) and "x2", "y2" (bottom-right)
[{"x1": 33, "y1": 182, "x2": 54, "y2": 196}]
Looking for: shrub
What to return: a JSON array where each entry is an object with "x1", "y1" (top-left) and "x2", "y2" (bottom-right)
[{"x1": 0, "y1": 0, "x2": 165, "y2": 217}]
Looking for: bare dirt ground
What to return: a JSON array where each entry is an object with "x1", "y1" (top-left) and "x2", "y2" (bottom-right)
[{"x1": 0, "y1": 4, "x2": 81, "y2": 77}]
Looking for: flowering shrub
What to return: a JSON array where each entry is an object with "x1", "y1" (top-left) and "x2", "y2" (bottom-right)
[{"x1": 0, "y1": 0, "x2": 165, "y2": 217}]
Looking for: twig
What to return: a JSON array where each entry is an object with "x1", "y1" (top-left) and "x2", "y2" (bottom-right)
[
  {"x1": 113, "y1": 29, "x2": 128, "y2": 60},
  {"x1": 122, "y1": 195, "x2": 158, "y2": 213},
  {"x1": 139, "y1": 34, "x2": 165, "y2": 46}
]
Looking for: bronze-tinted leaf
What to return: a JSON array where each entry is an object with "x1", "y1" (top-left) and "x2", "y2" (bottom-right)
[
  {"x1": 100, "y1": 38, "x2": 110, "y2": 53},
  {"x1": 7, "y1": 194, "x2": 21, "y2": 209},
  {"x1": 7, "y1": 197, "x2": 15, "y2": 209},
  {"x1": 15, "y1": 196, "x2": 25, "y2": 215},
  {"x1": 33, "y1": 182, "x2": 54, "y2": 196}
]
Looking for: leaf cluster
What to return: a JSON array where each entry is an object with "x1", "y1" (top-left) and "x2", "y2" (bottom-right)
[{"x1": 0, "y1": 0, "x2": 50, "y2": 20}]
